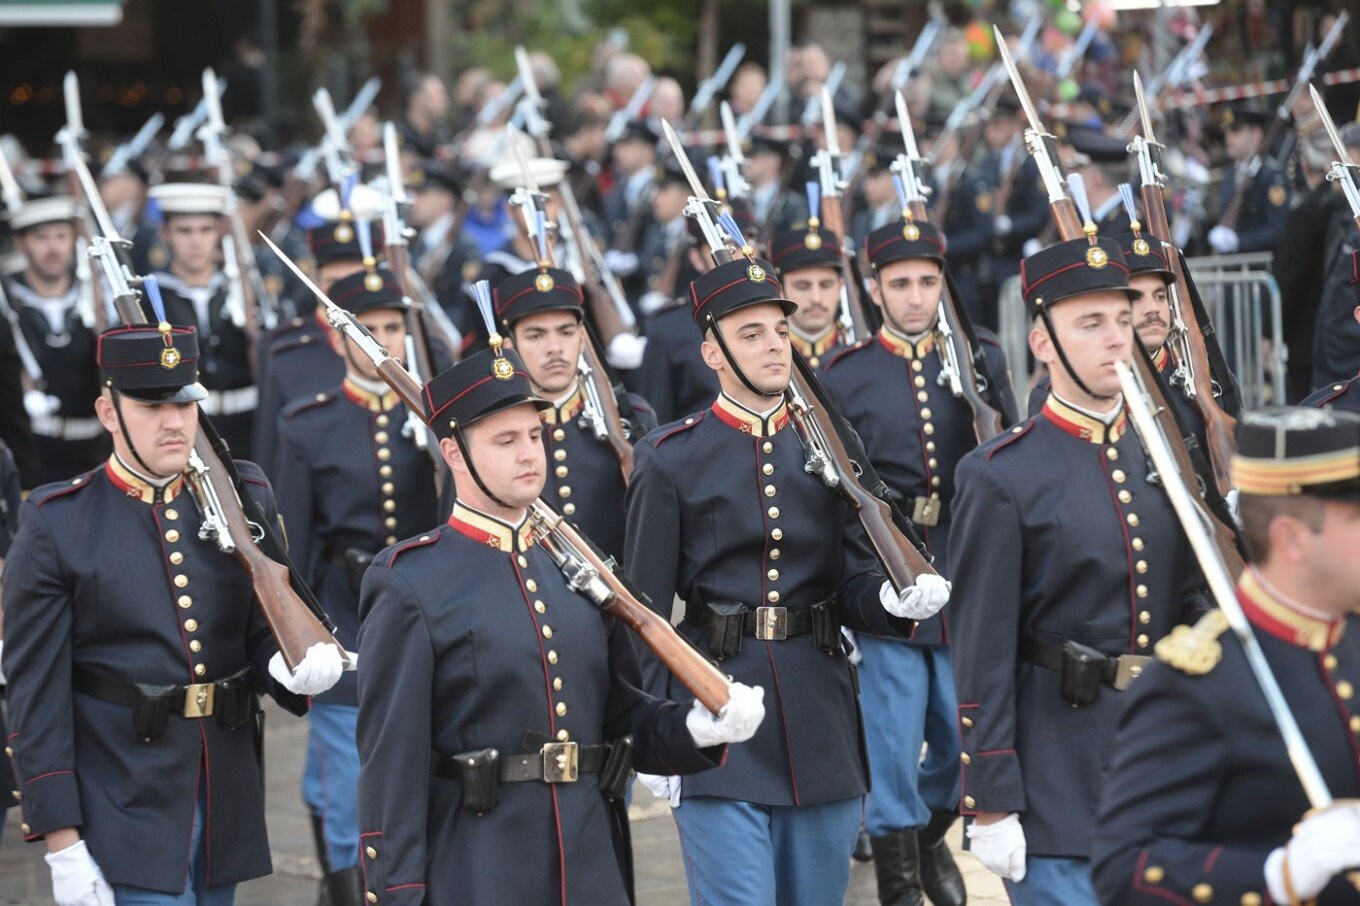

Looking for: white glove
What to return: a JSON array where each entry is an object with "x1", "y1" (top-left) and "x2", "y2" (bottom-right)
[
  {"x1": 1207, "y1": 225, "x2": 1240, "y2": 254},
  {"x1": 1264, "y1": 801, "x2": 1360, "y2": 902},
  {"x1": 268, "y1": 643, "x2": 345, "y2": 696},
  {"x1": 1021, "y1": 238, "x2": 1043, "y2": 258},
  {"x1": 879, "y1": 575, "x2": 951, "y2": 620},
  {"x1": 636, "y1": 772, "x2": 682, "y2": 808},
  {"x1": 993, "y1": 215, "x2": 1013, "y2": 237},
  {"x1": 603, "y1": 249, "x2": 639, "y2": 276},
  {"x1": 1224, "y1": 488, "x2": 1241, "y2": 529},
  {"x1": 841, "y1": 629, "x2": 862, "y2": 666},
  {"x1": 45, "y1": 840, "x2": 115, "y2": 906},
  {"x1": 606, "y1": 332, "x2": 648, "y2": 370},
  {"x1": 686, "y1": 683, "x2": 765, "y2": 748},
  {"x1": 638, "y1": 290, "x2": 670, "y2": 317},
  {"x1": 966, "y1": 813, "x2": 1027, "y2": 882},
  {"x1": 24, "y1": 389, "x2": 60, "y2": 419}
]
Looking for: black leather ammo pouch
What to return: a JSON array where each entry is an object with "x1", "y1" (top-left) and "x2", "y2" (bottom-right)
[
  {"x1": 1059, "y1": 640, "x2": 1107, "y2": 707},
  {"x1": 704, "y1": 601, "x2": 747, "y2": 660},
  {"x1": 452, "y1": 748, "x2": 501, "y2": 814},
  {"x1": 598, "y1": 736, "x2": 635, "y2": 801},
  {"x1": 810, "y1": 601, "x2": 841, "y2": 654}
]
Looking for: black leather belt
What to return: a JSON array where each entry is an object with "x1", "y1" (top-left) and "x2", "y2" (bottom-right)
[
  {"x1": 433, "y1": 742, "x2": 613, "y2": 783},
  {"x1": 685, "y1": 605, "x2": 815, "y2": 640},
  {"x1": 73, "y1": 664, "x2": 255, "y2": 716},
  {"x1": 1018, "y1": 636, "x2": 1151, "y2": 692}
]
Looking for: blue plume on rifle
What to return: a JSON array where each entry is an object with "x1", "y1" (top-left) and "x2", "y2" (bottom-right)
[
  {"x1": 707, "y1": 156, "x2": 725, "y2": 196},
  {"x1": 892, "y1": 173, "x2": 910, "y2": 213},
  {"x1": 341, "y1": 172, "x2": 358, "y2": 210},
  {"x1": 143, "y1": 274, "x2": 169, "y2": 325},
  {"x1": 1117, "y1": 183, "x2": 1140, "y2": 227},
  {"x1": 1067, "y1": 173, "x2": 1095, "y2": 235},
  {"x1": 534, "y1": 210, "x2": 550, "y2": 264},
  {"x1": 805, "y1": 181, "x2": 821, "y2": 223},
  {"x1": 717, "y1": 210, "x2": 749, "y2": 254},
  {"x1": 356, "y1": 217, "x2": 374, "y2": 261},
  {"x1": 472, "y1": 279, "x2": 497, "y2": 337}
]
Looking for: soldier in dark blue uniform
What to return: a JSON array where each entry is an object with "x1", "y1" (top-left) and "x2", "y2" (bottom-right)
[
  {"x1": 273, "y1": 268, "x2": 438, "y2": 905},
  {"x1": 0, "y1": 438, "x2": 21, "y2": 848},
  {"x1": 3, "y1": 196, "x2": 109, "y2": 485},
  {"x1": 821, "y1": 217, "x2": 1015, "y2": 906},
  {"x1": 978, "y1": 98, "x2": 1050, "y2": 330},
  {"x1": 623, "y1": 256, "x2": 950, "y2": 906},
  {"x1": 495, "y1": 265, "x2": 652, "y2": 560},
  {"x1": 1093, "y1": 406, "x2": 1360, "y2": 905},
  {"x1": 1207, "y1": 104, "x2": 1290, "y2": 255},
  {"x1": 354, "y1": 342, "x2": 763, "y2": 906},
  {"x1": 405, "y1": 163, "x2": 482, "y2": 320},
  {"x1": 746, "y1": 134, "x2": 809, "y2": 238},
  {"x1": 1303, "y1": 250, "x2": 1360, "y2": 414},
  {"x1": 768, "y1": 206, "x2": 851, "y2": 368},
  {"x1": 949, "y1": 235, "x2": 1205, "y2": 902},
  {"x1": 1, "y1": 324, "x2": 342, "y2": 905},
  {"x1": 147, "y1": 183, "x2": 259, "y2": 460}
]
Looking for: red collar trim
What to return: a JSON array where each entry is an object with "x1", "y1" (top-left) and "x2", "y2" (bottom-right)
[
  {"x1": 1238, "y1": 568, "x2": 1345, "y2": 652},
  {"x1": 342, "y1": 378, "x2": 399, "y2": 412},
  {"x1": 790, "y1": 327, "x2": 841, "y2": 359},
  {"x1": 711, "y1": 394, "x2": 790, "y2": 437},
  {"x1": 540, "y1": 382, "x2": 586, "y2": 425},
  {"x1": 104, "y1": 456, "x2": 185, "y2": 505},
  {"x1": 1041, "y1": 394, "x2": 1128, "y2": 445},
  {"x1": 878, "y1": 327, "x2": 936, "y2": 359},
  {"x1": 446, "y1": 502, "x2": 535, "y2": 553}
]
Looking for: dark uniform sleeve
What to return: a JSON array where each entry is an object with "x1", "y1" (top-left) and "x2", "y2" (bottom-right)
[
  {"x1": 1008, "y1": 159, "x2": 1050, "y2": 244},
  {"x1": 355, "y1": 565, "x2": 434, "y2": 905},
  {"x1": 271, "y1": 421, "x2": 318, "y2": 593},
  {"x1": 0, "y1": 315, "x2": 36, "y2": 488},
  {"x1": 2, "y1": 502, "x2": 85, "y2": 836},
  {"x1": 1091, "y1": 665, "x2": 1274, "y2": 904},
  {"x1": 833, "y1": 504, "x2": 915, "y2": 640},
  {"x1": 981, "y1": 339, "x2": 1019, "y2": 427},
  {"x1": 1237, "y1": 166, "x2": 1289, "y2": 255},
  {"x1": 622, "y1": 439, "x2": 684, "y2": 700},
  {"x1": 949, "y1": 453, "x2": 1027, "y2": 815},
  {"x1": 0, "y1": 440, "x2": 19, "y2": 555}
]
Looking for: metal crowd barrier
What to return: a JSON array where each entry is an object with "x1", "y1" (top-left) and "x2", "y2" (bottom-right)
[{"x1": 993, "y1": 252, "x2": 1286, "y2": 410}]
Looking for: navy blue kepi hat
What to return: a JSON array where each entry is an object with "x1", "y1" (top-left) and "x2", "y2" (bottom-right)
[
  {"x1": 1111, "y1": 232, "x2": 1174, "y2": 282},
  {"x1": 494, "y1": 266, "x2": 584, "y2": 330},
  {"x1": 308, "y1": 220, "x2": 385, "y2": 267},
  {"x1": 866, "y1": 220, "x2": 947, "y2": 270},
  {"x1": 98, "y1": 325, "x2": 208, "y2": 404},
  {"x1": 423, "y1": 348, "x2": 551, "y2": 440},
  {"x1": 328, "y1": 268, "x2": 409, "y2": 315},
  {"x1": 1233, "y1": 407, "x2": 1360, "y2": 501},
  {"x1": 770, "y1": 227, "x2": 842, "y2": 275},
  {"x1": 1019, "y1": 237, "x2": 1139, "y2": 317},
  {"x1": 690, "y1": 257, "x2": 797, "y2": 327}
]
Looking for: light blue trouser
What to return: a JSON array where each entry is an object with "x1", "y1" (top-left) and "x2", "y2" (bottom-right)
[
  {"x1": 1003, "y1": 856, "x2": 1097, "y2": 905},
  {"x1": 672, "y1": 795, "x2": 862, "y2": 906},
  {"x1": 301, "y1": 702, "x2": 361, "y2": 870},
  {"x1": 856, "y1": 637, "x2": 961, "y2": 834},
  {"x1": 113, "y1": 789, "x2": 236, "y2": 905}
]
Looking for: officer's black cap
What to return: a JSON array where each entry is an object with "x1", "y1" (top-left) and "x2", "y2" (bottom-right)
[
  {"x1": 994, "y1": 95, "x2": 1022, "y2": 116},
  {"x1": 423, "y1": 348, "x2": 551, "y2": 439},
  {"x1": 329, "y1": 268, "x2": 408, "y2": 315},
  {"x1": 614, "y1": 119, "x2": 659, "y2": 145},
  {"x1": 1111, "y1": 232, "x2": 1174, "y2": 282},
  {"x1": 1234, "y1": 407, "x2": 1360, "y2": 501},
  {"x1": 1221, "y1": 103, "x2": 1270, "y2": 131},
  {"x1": 1020, "y1": 236, "x2": 1138, "y2": 317},
  {"x1": 861, "y1": 143, "x2": 901, "y2": 174},
  {"x1": 747, "y1": 131, "x2": 792, "y2": 157},
  {"x1": 689, "y1": 257, "x2": 796, "y2": 327},
  {"x1": 410, "y1": 163, "x2": 460, "y2": 194},
  {"x1": 866, "y1": 220, "x2": 947, "y2": 270},
  {"x1": 98, "y1": 325, "x2": 208, "y2": 404},
  {"x1": 1066, "y1": 127, "x2": 1129, "y2": 165},
  {"x1": 769, "y1": 226, "x2": 842, "y2": 274},
  {"x1": 494, "y1": 266, "x2": 583, "y2": 329},
  {"x1": 656, "y1": 160, "x2": 690, "y2": 190},
  {"x1": 308, "y1": 221, "x2": 385, "y2": 267}
]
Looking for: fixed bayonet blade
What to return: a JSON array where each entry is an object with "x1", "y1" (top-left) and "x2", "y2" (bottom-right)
[
  {"x1": 1134, "y1": 72, "x2": 1156, "y2": 143},
  {"x1": 820, "y1": 85, "x2": 841, "y2": 156},
  {"x1": 692, "y1": 43, "x2": 747, "y2": 116},
  {"x1": 663, "y1": 119, "x2": 712, "y2": 203},
  {"x1": 720, "y1": 102, "x2": 746, "y2": 163},
  {"x1": 995, "y1": 25, "x2": 1047, "y2": 137},
  {"x1": 515, "y1": 46, "x2": 544, "y2": 108},
  {"x1": 313, "y1": 88, "x2": 348, "y2": 152},
  {"x1": 383, "y1": 122, "x2": 407, "y2": 204},
  {"x1": 64, "y1": 71, "x2": 84, "y2": 138},
  {"x1": 894, "y1": 91, "x2": 920, "y2": 161},
  {"x1": 506, "y1": 124, "x2": 541, "y2": 194},
  {"x1": 1311, "y1": 84, "x2": 1354, "y2": 166},
  {"x1": 341, "y1": 78, "x2": 381, "y2": 132},
  {"x1": 202, "y1": 69, "x2": 226, "y2": 134},
  {"x1": 0, "y1": 151, "x2": 23, "y2": 213}
]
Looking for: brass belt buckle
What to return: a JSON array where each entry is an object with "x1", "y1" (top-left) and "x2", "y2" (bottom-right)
[
  {"x1": 755, "y1": 606, "x2": 788, "y2": 641},
  {"x1": 1113, "y1": 655, "x2": 1152, "y2": 691},
  {"x1": 541, "y1": 741, "x2": 579, "y2": 783},
  {"x1": 183, "y1": 682, "x2": 215, "y2": 719},
  {"x1": 912, "y1": 496, "x2": 941, "y2": 527}
]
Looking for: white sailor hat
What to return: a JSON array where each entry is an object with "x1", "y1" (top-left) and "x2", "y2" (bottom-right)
[
  {"x1": 310, "y1": 183, "x2": 384, "y2": 222},
  {"x1": 487, "y1": 156, "x2": 569, "y2": 191},
  {"x1": 148, "y1": 183, "x2": 231, "y2": 216},
  {"x1": 10, "y1": 196, "x2": 82, "y2": 232}
]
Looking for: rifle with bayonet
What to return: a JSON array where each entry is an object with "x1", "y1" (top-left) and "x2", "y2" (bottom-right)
[
  {"x1": 1131, "y1": 72, "x2": 1241, "y2": 498},
  {"x1": 55, "y1": 71, "x2": 106, "y2": 334},
  {"x1": 264, "y1": 239, "x2": 731, "y2": 712},
  {"x1": 664, "y1": 119, "x2": 937, "y2": 590},
  {"x1": 168, "y1": 79, "x2": 226, "y2": 151},
  {"x1": 606, "y1": 75, "x2": 659, "y2": 144},
  {"x1": 1312, "y1": 83, "x2": 1360, "y2": 235},
  {"x1": 0, "y1": 125, "x2": 54, "y2": 395},
  {"x1": 995, "y1": 27, "x2": 1245, "y2": 577},
  {"x1": 685, "y1": 43, "x2": 747, "y2": 131},
  {"x1": 102, "y1": 111, "x2": 165, "y2": 181},
  {"x1": 63, "y1": 140, "x2": 348, "y2": 670},
  {"x1": 1117, "y1": 25, "x2": 1213, "y2": 136},
  {"x1": 198, "y1": 68, "x2": 277, "y2": 345},
  {"x1": 809, "y1": 85, "x2": 875, "y2": 341},
  {"x1": 892, "y1": 92, "x2": 1010, "y2": 443},
  {"x1": 735, "y1": 74, "x2": 786, "y2": 138},
  {"x1": 1218, "y1": 12, "x2": 1348, "y2": 231}
]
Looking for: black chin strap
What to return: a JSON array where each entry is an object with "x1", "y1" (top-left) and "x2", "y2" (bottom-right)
[
  {"x1": 1038, "y1": 307, "x2": 1115, "y2": 402},
  {"x1": 109, "y1": 388, "x2": 163, "y2": 478},
  {"x1": 704, "y1": 312, "x2": 784, "y2": 400},
  {"x1": 450, "y1": 426, "x2": 514, "y2": 510}
]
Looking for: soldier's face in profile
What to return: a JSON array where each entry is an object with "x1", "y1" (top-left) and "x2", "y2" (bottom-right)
[
  {"x1": 785, "y1": 266, "x2": 842, "y2": 336},
  {"x1": 16, "y1": 222, "x2": 76, "y2": 283},
  {"x1": 1130, "y1": 274, "x2": 1171, "y2": 353},
  {"x1": 1030, "y1": 292, "x2": 1134, "y2": 403},
  {"x1": 95, "y1": 392, "x2": 199, "y2": 479},
  {"x1": 445, "y1": 404, "x2": 547, "y2": 511},
  {"x1": 509, "y1": 310, "x2": 584, "y2": 397},
  {"x1": 873, "y1": 258, "x2": 942, "y2": 336},
  {"x1": 702, "y1": 302, "x2": 792, "y2": 398}
]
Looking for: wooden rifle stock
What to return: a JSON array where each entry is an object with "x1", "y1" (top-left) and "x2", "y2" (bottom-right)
[
  {"x1": 580, "y1": 336, "x2": 635, "y2": 482},
  {"x1": 530, "y1": 501, "x2": 730, "y2": 713},
  {"x1": 1140, "y1": 182, "x2": 1236, "y2": 496},
  {"x1": 819, "y1": 193, "x2": 872, "y2": 338}
]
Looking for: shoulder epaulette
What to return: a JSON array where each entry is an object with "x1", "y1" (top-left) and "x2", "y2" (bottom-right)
[
  {"x1": 28, "y1": 469, "x2": 101, "y2": 507},
  {"x1": 1155, "y1": 609, "x2": 1229, "y2": 676},
  {"x1": 823, "y1": 338, "x2": 874, "y2": 370},
  {"x1": 269, "y1": 332, "x2": 322, "y2": 358},
  {"x1": 281, "y1": 391, "x2": 337, "y2": 421},
  {"x1": 649, "y1": 410, "x2": 706, "y2": 448},
  {"x1": 234, "y1": 460, "x2": 269, "y2": 489},
  {"x1": 983, "y1": 419, "x2": 1036, "y2": 461},
  {"x1": 381, "y1": 528, "x2": 443, "y2": 567}
]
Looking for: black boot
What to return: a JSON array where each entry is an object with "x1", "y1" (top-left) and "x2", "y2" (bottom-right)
[
  {"x1": 854, "y1": 827, "x2": 874, "y2": 862},
  {"x1": 919, "y1": 811, "x2": 967, "y2": 906},
  {"x1": 310, "y1": 812, "x2": 332, "y2": 906},
  {"x1": 325, "y1": 866, "x2": 365, "y2": 906},
  {"x1": 870, "y1": 830, "x2": 925, "y2": 906}
]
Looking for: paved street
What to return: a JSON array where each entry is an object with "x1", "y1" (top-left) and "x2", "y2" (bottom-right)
[{"x1": 1, "y1": 701, "x2": 1005, "y2": 904}]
